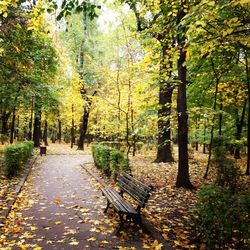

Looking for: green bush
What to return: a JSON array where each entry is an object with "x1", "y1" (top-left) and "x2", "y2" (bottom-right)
[
  {"x1": 194, "y1": 185, "x2": 250, "y2": 249},
  {"x1": 110, "y1": 149, "x2": 130, "y2": 178},
  {"x1": 4, "y1": 141, "x2": 34, "y2": 177},
  {"x1": 91, "y1": 143, "x2": 130, "y2": 178},
  {"x1": 212, "y1": 136, "x2": 240, "y2": 193}
]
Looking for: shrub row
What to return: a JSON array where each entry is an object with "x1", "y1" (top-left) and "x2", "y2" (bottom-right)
[
  {"x1": 4, "y1": 141, "x2": 34, "y2": 177},
  {"x1": 91, "y1": 143, "x2": 130, "y2": 178},
  {"x1": 194, "y1": 185, "x2": 250, "y2": 249},
  {"x1": 100, "y1": 141, "x2": 144, "y2": 152}
]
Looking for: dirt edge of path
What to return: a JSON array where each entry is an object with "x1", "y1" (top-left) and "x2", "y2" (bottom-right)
[{"x1": 0, "y1": 156, "x2": 37, "y2": 227}]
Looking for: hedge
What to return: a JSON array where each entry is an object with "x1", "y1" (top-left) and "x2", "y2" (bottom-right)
[
  {"x1": 4, "y1": 141, "x2": 34, "y2": 177},
  {"x1": 91, "y1": 143, "x2": 130, "y2": 178}
]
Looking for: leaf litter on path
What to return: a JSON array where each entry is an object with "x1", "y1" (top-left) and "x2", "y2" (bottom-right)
[{"x1": 0, "y1": 153, "x2": 158, "y2": 249}]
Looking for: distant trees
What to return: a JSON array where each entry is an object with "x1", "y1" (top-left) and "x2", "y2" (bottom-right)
[{"x1": 0, "y1": 8, "x2": 59, "y2": 146}]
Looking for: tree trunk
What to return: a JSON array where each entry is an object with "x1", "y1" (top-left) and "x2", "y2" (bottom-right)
[
  {"x1": 204, "y1": 60, "x2": 220, "y2": 179},
  {"x1": 155, "y1": 45, "x2": 174, "y2": 163},
  {"x1": 234, "y1": 100, "x2": 247, "y2": 159},
  {"x1": 176, "y1": 47, "x2": 193, "y2": 188},
  {"x1": 10, "y1": 107, "x2": 16, "y2": 144},
  {"x1": 195, "y1": 117, "x2": 199, "y2": 151},
  {"x1": 71, "y1": 104, "x2": 75, "y2": 148},
  {"x1": 245, "y1": 49, "x2": 250, "y2": 175},
  {"x1": 78, "y1": 105, "x2": 89, "y2": 150},
  {"x1": 1, "y1": 111, "x2": 10, "y2": 136},
  {"x1": 58, "y1": 118, "x2": 62, "y2": 143},
  {"x1": 155, "y1": 88, "x2": 174, "y2": 162},
  {"x1": 29, "y1": 96, "x2": 34, "y2": 140},
  {"x1": 33, "y1": 102, "x2": 41, "y2": 147},
  {"x1": 175, "y1": 7, "x2": 193, "y2": 189},
  {"x1": 43, "y1": 120, "x2": 48, "y2": 146},
  {"x1": 15, "y1": 115, "x2": 19, "y2": 140},
  {"x1": 218, "y1": 102, "x2": 223, "y2": 136}
]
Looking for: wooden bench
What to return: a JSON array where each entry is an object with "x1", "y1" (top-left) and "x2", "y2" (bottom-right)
[{"x1": 101, "y1": 173, "x2": 153, "y2": 233}]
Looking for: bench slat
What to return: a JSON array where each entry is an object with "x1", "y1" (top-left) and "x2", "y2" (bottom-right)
[
  {"x1": 101, "y1": 186, "x2": 137, "y2": 214},
  {"x1": 117, "y1": 174, "x2": 152, "y2": 208},
  {"x1": 117, "y1": 179, "x2": 148, "y2": 207},
  {"x1": 118, "y1": 176, "x2": 150, "y2": 196},
  {"x1": 124, "y1": 173, "x2": 152, "y2": 191}
]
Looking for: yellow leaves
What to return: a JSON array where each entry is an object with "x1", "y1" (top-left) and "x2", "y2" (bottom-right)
[
  {"x1": 69, "y1": 240, "x2": 79, "y2": 246},
  {"x1": 87, "y1": 236, "x2": 97, "y2": 241},
  {"x1": 33, "y1": 247, "x2": 43, "y2": 250},
  {"x1": 0, "y1": 0, "x2": 18, "y2": 17},
  {"x1": 151, "y1": 240, "x2": 163, "y2": 249},
  {"x1": 30, "y1": 226, "x2": 38, "y2": 231},
  {"x1": 100, "y1": 240, "x2": 109, "y2": 244},
  {"x1": 80, "y1": 208, "x2": 90, "y2": 213},
  {"x1": 163, "y1": 225, "x2": 171, "y2": 232},
  {"x1": 222, "y1": 28, "x2": 234, "y2": 37},
  {"x1": 174, "y1": 240, "x2": 181, "y2": 246},
  {"x1": 27, "y1": 0, "x2": 46, "y2": 33},
  {"x1": 54, "y1": 220, "x2": 62, "y2": 225},
  {"x1": 239, "y1": 0, "x2": 250, "y2": 4}
]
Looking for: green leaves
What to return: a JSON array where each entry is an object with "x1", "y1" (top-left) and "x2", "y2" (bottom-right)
[
  {"x1": 4, "y1": 141, "x2": 34, "y2": 177},
  {"x1": 91, "y1": 143, "x2": 130, "y2": 178},
  {"x1": 55, "y1": 0, "x2": 99, "y2": 21}
]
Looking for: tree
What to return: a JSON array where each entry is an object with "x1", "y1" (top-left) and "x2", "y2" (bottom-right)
[
  {"x1": 0, "y1": 6, "x2": 59, "y2": 145},
  {"x1": 122, "y1": 0, "x2": 176, "y2": 162},
  {"x1": 186, "y1": 0, "x2": 250, "y2": 176}
]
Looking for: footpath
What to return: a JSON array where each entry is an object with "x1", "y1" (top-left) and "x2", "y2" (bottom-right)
[{"x1": 0, "y1": 147, "x2": 157, "y2": 249}]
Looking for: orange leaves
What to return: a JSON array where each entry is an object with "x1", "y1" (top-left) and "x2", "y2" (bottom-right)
[{"x1": 53, "y1": 197, "x2": 61, "y2": 205}]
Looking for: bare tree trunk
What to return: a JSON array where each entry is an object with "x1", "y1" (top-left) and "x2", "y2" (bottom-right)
[
  {"x1": 245, "y1": 50, "x2": 250, "y2": 175},
  {"x1": 234, "y1": 99, "x2": 247, "y2": 159},
  {"x1": 29, "y1": 96, "x2": 34, "y2": 140},
  {"x1": 78, "y1": 91, "x2": 97, "y2": 150},
  {"x1": 58, "y1": 117, "x2": 62, "y2": 143},
  {"x1": 176, "y1": 6, "x2": 193, "y2": 189},
  {"x1": 195, "y1": 116, "x2": 199, "y2": 151},
  {"x1": 78, "y1": 105, "x2": 89, "y2": 150},
  {"x1": 43, "y1": 120, "x2": 48, "y2": 146},
  {"x1": 71, "y1": 104, "x2": 75, "y2": 148},
  {"x1": 10, "y1": 107, "x2": 16, "y2": 144},
  {"x1": 176, "y1": 47, "x2": 193, "y2": 188},
  {"x1": 204, "y1": 60, "x2": 220, "y2": 179},
  {"x1": 15, "y1": 115, "x2": 19, "y2": 140},
  {"x1": 218, "y1": 102, "x2": 223, "y2": 136},
  {"x1": 33, "y1": 102, "x2": 41, "y2": 147},
  {"x1": 155, "y1": 45, "x2": 175, "y2": 163},
  {"x1": 1, "y1": 111, "x2": 10, "y2": 137},
  {"x1": 117, "y1": 64, "x2": 121, "y2": 149}
]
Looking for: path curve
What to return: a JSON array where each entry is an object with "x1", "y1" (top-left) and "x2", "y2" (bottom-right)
[{"x1": 1, "y1": 154, "x2": 154, "y2": 249}]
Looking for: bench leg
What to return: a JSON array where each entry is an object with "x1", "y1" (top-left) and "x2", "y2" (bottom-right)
[
  {"x1": 135, "y1": 214, "x2": 142, "y2": 225},
  {"x1": 104, "y1": 200, "x2": 110, "y2": 213},
  {"x1": 116, "y1": 212, "x2": 125, "y2": 234}
]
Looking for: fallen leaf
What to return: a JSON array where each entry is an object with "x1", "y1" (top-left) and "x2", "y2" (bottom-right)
[
  {"x1": 87, "y1": 237, "x2": 96, "y2": 241},
  {"x1": 69, "y1": 241, "x2": 79, "y2": 246}
]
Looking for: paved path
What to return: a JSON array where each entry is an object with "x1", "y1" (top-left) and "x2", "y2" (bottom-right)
[{"x1": 1, "y1": 154, "x2": 154, "y2": 249}]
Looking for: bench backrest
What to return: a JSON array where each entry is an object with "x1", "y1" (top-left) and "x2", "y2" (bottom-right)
[{"x1": 117, "y1": 173, "x2": 152, "y2": 208}]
